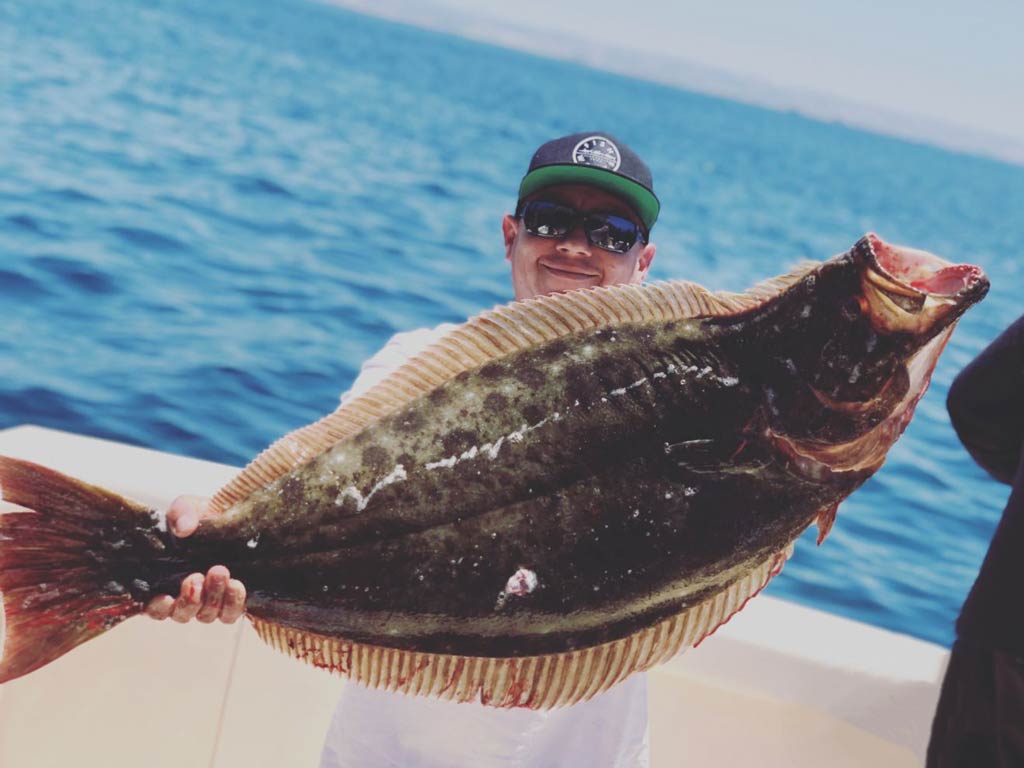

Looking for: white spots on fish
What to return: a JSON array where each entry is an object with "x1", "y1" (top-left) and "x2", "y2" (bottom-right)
[
  {"x1": 427, "y1": 454, "x2": 459, "y2": 470},
  {"x1": 335, "y1": 463, "x2": 408, "y2": 511},
  {"x1": 800, "y1": 304, "x2": 812, "y2": 319},
  {"x1": 246, "y1": 533, "x2": 261, "y2": 549},
  {"x1": 664, "y1": 438, "x2": 713, "y2": 456},
  {"x1": 150, "y1": 508, "x2": 168, "y2": 533},
  {"x1": 671, "y1": 364, "x2": 735, "y2": 387},
  {"x1": 425, "y1": 416, "x2": 553, "y2": 471},
  {"x1": 132, "y1": 578, "x2": 150, "y2": 593},
  {"x1": 653, "y1": 372, "x2": 667, "y2": 380},
  {"x1": 632, "y1": 508, "x2": 641, "y2": 518},
  {"x1": 848, "y1": 362, "x2": 862, "y2": 384},
  {"x1": 609, "y1": 377, "x2": 649, "y2": 397},
  {"x1": 105, "y1": 581, "x2": 126, "y2": 595},
  {"x1": 683, "y1": 486, "x2": 699, "y2": 497},
  {"x1": 495, "y1": 567, "x2": 539, "y2": 610},
  {"x1": 664, "y1": 492, "x2": 673, "y2": 499},
  {"x1": 110, "y1": 539, "x2": 127, "y2": 550}
]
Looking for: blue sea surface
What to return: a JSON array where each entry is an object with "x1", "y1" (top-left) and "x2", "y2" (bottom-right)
[{"x1": 1, "y1": 0, "x2": 1022, "y2": 648}]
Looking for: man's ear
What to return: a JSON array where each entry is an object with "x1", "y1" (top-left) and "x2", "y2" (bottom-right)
[
  {"x1": 502, "y1": 214, "x2": 518, "y2": 261},
  {"x1": 636, "y1": 242, "x2": 656, "y2": 280}
]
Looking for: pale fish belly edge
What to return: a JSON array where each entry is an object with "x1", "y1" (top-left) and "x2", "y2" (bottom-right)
[{"x1": 249, "y1": 543, "x2": 793, "y2": 709}]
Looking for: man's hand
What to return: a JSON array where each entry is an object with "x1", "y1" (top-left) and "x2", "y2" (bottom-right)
[{"x1": 144, "y1": 495, "x2": 247, "y2": 624}]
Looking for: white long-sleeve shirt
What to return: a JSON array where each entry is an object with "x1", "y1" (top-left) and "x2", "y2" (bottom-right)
[{"x1": 319, "y1": 324, "x2": 650, "y2": 768}]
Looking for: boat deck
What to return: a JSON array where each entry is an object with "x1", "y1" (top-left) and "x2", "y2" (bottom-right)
[{"x1": 0, "y1": 425, "x2": 947, "y2": 766}]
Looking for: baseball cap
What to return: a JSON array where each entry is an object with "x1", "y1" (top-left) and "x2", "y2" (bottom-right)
[{"x1": 517, "y1": 132, "x2": 660, "y2": 233}]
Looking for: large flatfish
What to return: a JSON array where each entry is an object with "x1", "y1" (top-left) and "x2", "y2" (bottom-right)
[{"x1": 0, "y1": 234, "x2": 987, "y2": 708}]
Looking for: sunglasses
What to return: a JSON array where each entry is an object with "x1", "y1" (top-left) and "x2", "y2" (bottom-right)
[{"x1": 517, "y1": 200, "x2": 646, "y2": 255}]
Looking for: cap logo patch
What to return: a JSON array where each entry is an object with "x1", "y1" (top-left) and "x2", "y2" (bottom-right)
[{"x1": 573, "y1": 136, "x2": 621, "y2": 171}]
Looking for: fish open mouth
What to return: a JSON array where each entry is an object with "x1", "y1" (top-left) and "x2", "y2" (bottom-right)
[
  {"x1": 864, "y1": 232, "x2": 986, "y2": 300},
  {"x1": 858, "y1": 233, "x2": 988, "y2": 333}
]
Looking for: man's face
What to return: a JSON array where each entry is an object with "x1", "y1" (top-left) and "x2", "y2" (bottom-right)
[{"x1": 502, "y1": 184, "x2": 656, "y2": 301}]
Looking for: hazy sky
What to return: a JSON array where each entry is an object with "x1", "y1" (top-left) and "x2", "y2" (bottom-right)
[{"x1": 408, "y1": 0, "x2": 1023, "y2": 157}]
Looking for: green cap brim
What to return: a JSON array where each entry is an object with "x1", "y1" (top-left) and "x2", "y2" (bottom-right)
[{"x1": 518, "y1": 165, "x2": 660, "y2": 232}]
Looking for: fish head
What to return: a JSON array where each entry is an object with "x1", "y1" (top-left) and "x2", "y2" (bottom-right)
[
  {"x1": 780, "y1": 233, "x2": 988, "y2": 405},
  {"x1": 762, "y1": 233, "x2": 987, "y2": 473}
]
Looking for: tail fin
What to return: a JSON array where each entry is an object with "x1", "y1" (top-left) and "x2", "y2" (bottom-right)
[{"x1": 0, "y1": 456, "x2": 165, "y2": 683}]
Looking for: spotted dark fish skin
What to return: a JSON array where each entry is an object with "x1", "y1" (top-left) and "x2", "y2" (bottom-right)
[
  {"x1": 148, "y1": 240, "x2": 986, "y2": 658},
  {"x1": 706, "y1": 252, "x2": 918, "y2": 446}
]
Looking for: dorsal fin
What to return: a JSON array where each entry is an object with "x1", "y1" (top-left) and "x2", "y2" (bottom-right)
[{"x1": 208, "y1": 271, "x2": 817, "y2": 516}]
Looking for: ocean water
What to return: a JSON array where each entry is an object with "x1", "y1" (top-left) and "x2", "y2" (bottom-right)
[{"x1": 1, "y1": 0, "x2": 1022, "y2": 649}]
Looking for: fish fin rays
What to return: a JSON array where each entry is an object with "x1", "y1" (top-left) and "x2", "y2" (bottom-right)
[
  {"x1": 247, "y1": 545, "x2": 792, "y2": 709},
  {"x1": 0, "y1": 456, "x2": 149, "y2": 682},
  {"x1": 208, "y1": 279, "x2": 801, "y2": 516},
  {"x1": 744, "y1": 260, "x2": 822, "y2": 302}
]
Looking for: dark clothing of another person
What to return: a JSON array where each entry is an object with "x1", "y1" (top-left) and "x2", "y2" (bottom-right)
[{"x1": 927, "y1": 314, "x2": 1024, "y2": 768}]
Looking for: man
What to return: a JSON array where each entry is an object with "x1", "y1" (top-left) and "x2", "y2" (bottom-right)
[
  {"x1": 147, "y1": 132, "x2": 660, "y2": 767},
  {"x1": 926, "y1": 313, "x2": 1024, "y2": 767}
]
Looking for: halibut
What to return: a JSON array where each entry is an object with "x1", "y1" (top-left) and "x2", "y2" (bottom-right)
[{"x1": 0, "y1": 234, "x2": 988, "y2": 708}]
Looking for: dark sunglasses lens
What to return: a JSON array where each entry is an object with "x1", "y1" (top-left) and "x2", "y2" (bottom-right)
[
  {"x1": 585, "y1": 214, "x2": 640, "y2": 254},
  {"x1": 522, "y1": 202, "x2": 576, "y2": 238}
]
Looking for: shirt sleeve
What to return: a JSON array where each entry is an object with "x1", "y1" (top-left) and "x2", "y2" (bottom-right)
[
  {"x1": 340, "y1": 323, "x2": 462, "y2": 405},
  {"x1": 946, "y1": 314, "x2": 1024, "y2": 485}
]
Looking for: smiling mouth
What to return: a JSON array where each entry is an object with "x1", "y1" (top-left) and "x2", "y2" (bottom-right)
[{"x1": 542, "y1": 263, "x2": 599, "y2": 280}]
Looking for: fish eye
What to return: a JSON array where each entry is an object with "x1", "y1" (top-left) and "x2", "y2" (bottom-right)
[{"x1": 839, "y1": 297, "x2": 862, "y2": 322}]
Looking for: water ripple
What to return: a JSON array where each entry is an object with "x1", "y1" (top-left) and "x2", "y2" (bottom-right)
[
  {"x1": 107, "y1": 225, "x2": 189, "y2": 252},
  {"x1": 32, "y1": 255, "x2": 119, "y2": 295}
]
